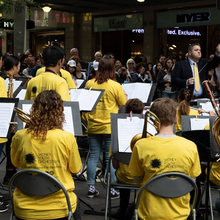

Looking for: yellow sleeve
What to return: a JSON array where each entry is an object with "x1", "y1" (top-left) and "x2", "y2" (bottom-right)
[
  {"x1": 24, "y1": 80, "x2": 32, "y2": 100},
  {"x1": 129, "y1": 144, "x2": 144, "y2": 177},
  {"x1": 68, "y1": 136, "x2": 82, "y2": 174},
  {"x1": 189, "y1": 144, "x2": 201, "y2": 178},
  {"x1": 116, "y1": 84, "x2": 126, "y2": 106},
  {"x1": 60, "y1": 69, "x2": 76, "y2": 89},
  {"x1": 36, "y1": 67, "x2": 46, "y2": 76},
  {"x1": 0, "y1": 77, "x2": 7, "y2": 97},
  {"x1": 57, "y1": 80, "x2": 70, "y2": 101},
  {"x1": 10, "y1": 132, "x2": 22, "y2": 168}
]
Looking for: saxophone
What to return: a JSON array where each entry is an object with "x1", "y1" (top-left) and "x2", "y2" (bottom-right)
[{"x1": 7, "y1": 71, "x2": 14, "y2": 98}]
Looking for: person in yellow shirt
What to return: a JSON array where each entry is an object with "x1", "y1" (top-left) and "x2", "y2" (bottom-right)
[
  {"x1": 129, "y1": 97, "x2": 201, "y2": 220},
  {"x1": 24, "y1": 46, "x2": 70, "y2": 101},
  {"x1": 112, "y1": 98, "x2": 144, "y2": 219},
  {"x1": 11, "y1": 90, "x2": 82, "y2": 220},
  {"x1": 85, "y1": 57, "x2": 126, "y2": 198},
  {"x1": 175, "y1": 88, "x2": 199, "y2": 131}
]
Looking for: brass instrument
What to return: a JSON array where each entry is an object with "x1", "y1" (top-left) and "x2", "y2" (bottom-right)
[
  {"x1": 130, "y1": 111, "x2": 160, "y2": 151},
  {"x1": 7, "y1": 71, "x2": 14, "y2": 98},
  {"x1": 14, "y1": 107, "x2": 31, "y2": 128},
  {"x1": 202, "y1": 80, "x2": 220, "y2": 149}
]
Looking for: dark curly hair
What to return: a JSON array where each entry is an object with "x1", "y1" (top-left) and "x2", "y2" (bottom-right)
[{"x1": 27, "y1": 90, "x2": 65, "y2": 141}]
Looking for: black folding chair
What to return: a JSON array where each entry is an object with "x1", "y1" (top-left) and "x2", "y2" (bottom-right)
[
  {"x1": 9, "y1": 169, "x2": 73, "y2": 220},
  {"x1": 135, "y1": 172, "x2": 198, "y2": 220}
]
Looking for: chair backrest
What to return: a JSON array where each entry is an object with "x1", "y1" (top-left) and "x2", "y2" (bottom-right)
[
  {"x1": 9, "y1": 169, "x2": 72, "y2": 219},
  {"x1": 135, "y1": 172, "x2": 198, "y2": 214}
]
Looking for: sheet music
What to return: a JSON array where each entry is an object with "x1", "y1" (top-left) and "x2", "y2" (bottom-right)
[
  {"x1": 122, "y1": 83, "x2": 152, "y2": 103},
  {"x1": 118, "y1": 117, "x2": 144, "y2": 153},
  {"x1": 5, "y1": 79, "x2": 22, "y2": 93},
  {"x1": 190, "y1": 118, "x2": 209, "y2": 130},
  {"x1": 63, "y1": 106, "x2": 74, "y2": 135},
  {"x1": 200, "y1": 102, "x2": 214, "y2": 113},
  {"x1": 0, "y1": 103, "x2": 15, "y2": 137},
  {"x1": 20, "y1": 104, "x2": 75, "y2": 135},
  {"x1": 76, "y1": 79, "x2": 84, "y2": 88},
  {"x1": 70, "y1": 89, "x2": 101, "y2": 111},
  {"x1": 22, "y1": 104, "x2": 32, "y2": 128},
  {"x1": 16, "y1": 89, "x2": 27, "y2": 100}
]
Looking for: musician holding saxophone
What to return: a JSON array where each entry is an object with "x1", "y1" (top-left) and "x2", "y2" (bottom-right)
[
  {"x1": 10, "y1": 90, "x2": 82, "y2": 220},
  {"x1": 129, "y1": 98, "x2": 201, "y2": 220}
]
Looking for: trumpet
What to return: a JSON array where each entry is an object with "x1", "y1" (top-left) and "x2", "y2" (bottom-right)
[{"x1": 130, "y1": 111, "x2": 160, "y2": 151}]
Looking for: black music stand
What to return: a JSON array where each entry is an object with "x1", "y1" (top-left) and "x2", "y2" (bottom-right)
[{"x1": 181, "y1": 115, "x2": 217, "y2": 220}]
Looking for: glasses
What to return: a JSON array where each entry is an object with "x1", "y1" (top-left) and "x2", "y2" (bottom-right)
[{"x1": 128, "y1": 63, "x2": 134, "y2": 65}]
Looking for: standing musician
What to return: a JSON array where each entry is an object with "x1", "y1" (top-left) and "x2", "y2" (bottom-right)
[
  {"x1": 2, "y1": 55, "x2": 21, "y2": 185},
  {"x1": 36, "y1": 47, "x2": 76, "y2": 90},
  {"x1": 11, "y1": 90, "x2": 82, "y2": 220},
  {"x1": 24, "y1": 46, "x2": 70, "y2": 101},
  {"x1": 129, "y1": 98, "x2": 201, "y2": 220}
]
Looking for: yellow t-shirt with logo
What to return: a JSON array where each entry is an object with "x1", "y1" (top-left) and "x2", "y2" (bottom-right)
[
  {"x1": 0, "y1": 77, "x2": 7, "y2": 143},
  {"x1": 176, "y1": 108, "x2": 199, "y2": 131},
  {"x1": 36, "y1": 67, "x2": 76, "y2": 89},
  {"x1": 129, "y1": 135, "x2": 201, "y2": 220},
  {"x1": 85, "y1": 79, "x2": 126, "y2": 134},
  {"x1": 24, "y1": 72, "x2": 70, "y2": 101},
  {"x1": 11, "y1": 129, "x2": 82, "y2": 220}
]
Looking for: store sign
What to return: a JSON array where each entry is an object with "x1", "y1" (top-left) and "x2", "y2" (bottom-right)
[
  {"x1": 167, "y1": 29, "x2": 201, "y2": 36},
  {"x1": 0, "y1": 19, "x2": 35, "y2": 30},
  {"x1": 94, "y1": 14, "x2": 143, "y2": 32},
  {"x1": 176, "y1": 12, "x2": 211, "y2": 23},
  {"x1": 132, "y1": 29, "x2": 144, "y2": 33}
]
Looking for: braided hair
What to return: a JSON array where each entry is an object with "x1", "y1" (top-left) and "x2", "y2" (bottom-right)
[{"x1": 178, "y1": 88, "x2": 193, "y2": 115}]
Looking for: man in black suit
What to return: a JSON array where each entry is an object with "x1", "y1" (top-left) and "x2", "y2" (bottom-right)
[{"x1": 172, "y1": 43, "x2": 220, "y2": 98}]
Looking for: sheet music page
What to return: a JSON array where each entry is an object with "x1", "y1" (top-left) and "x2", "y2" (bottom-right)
[
  {"x1": 122, "y1": 83, "x2": 152, "y2": 103},
  {"x1": 190, "y1": 118, "x2": 209, "y2": 130},
  {"x1": 0, "y1": 103, "x2": 15, "y2": 137},
  {"x1": 200, "y1": 102, "x2": 214, "y2": 112},
  {"x1": 22, "y1": 104, "x2": 32, "y2": 128},
  {"x1": 76, "y1": 79, "x2": 84, "y2": 88},
  {"x1": 16, "y1": 89, "x2": 27, "y2": 100},
  {"x1": 118, "y1": 117, "x2": 144, "y2": 153},
  {"x1": 63, "y1": 106, "x2": 75, "y2": 135},
  {"x1": 70, "y1": 89, "x2": 101, "y2": 111},
  {"x1": 5, "y1": 79, "x2": 22, "y2": 93}
]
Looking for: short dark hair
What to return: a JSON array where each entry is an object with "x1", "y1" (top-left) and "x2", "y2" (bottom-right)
[
  {"x1": 4, "y1": 55, "x2": 20, "y2": 71},
  {"x1": 125, "y1": 99, "x2": 144, "y2": 114},
  {"x1": 42, "y1": 46, "x2": 64, "y2": 67},
  {"x1": 136, "y1": 62, "x2": 145, "y2": 73},
  {"x1": 150, "y1": 98, "x2": 177, "y2": 126},
  {"x1": 0, "y1": 49, "x2": 2, "y2": 58},
  {"x1": 188, "y1": 43, "x2": 200, "y2": 52}
]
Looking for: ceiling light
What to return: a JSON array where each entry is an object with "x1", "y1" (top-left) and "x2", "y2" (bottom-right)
[
  {"x1": 42, "y1": 6, "x2": 52, "y2": 13},
  {"x1": 172, "y1": 45, "x2": 177, "y2": 48},
  {"x1": 137, "y1": 0, "x2": 145, "y2": 2},
  {"x1": 0, "y1": 13, "x2": 2, "y2": 17}
]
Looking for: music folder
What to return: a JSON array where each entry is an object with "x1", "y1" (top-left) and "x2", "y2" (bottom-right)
[
  {"x1": 122, "y1": 82, "x2": 157, "y2": 106},
  {"x1": 14, "y1": 86, "x2": 27, "y2": 100},
  {"x1": 0, "y1": 98, "x2": 19, "y2": 138},
  {"x1": 17, "y1": 100, "x2": 83, "y2": 136},
  {"x1": 70, "y1": 88, "x2": 104, "y2": 112}
]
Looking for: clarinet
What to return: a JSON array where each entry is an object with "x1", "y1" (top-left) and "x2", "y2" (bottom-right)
[{"x1": 202, "y1": 80, "x2": 220, "y2": 117}]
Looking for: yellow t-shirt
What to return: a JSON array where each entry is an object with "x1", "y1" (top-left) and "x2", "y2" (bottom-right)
[
  {"x1": 175, "y1": 108, "x2": 199, "y2": 131},
  {"x1": 129, "y1": 135, "x2": 201, "y2": 220},
  {"x1": 36, "y1": 67, "x2": 76, "y2": 89},
  {"x1": 209, "y1": 162, "x2": 220, "y2": 186},
  {"x1": 0, "y1": 77, "x2": 7, "y2": 143},
  {"x1": 11, "y1": 129, "x2": 82, "y2": 220},
  {"x1": 24, "y1": 72, "x2": 70, "y2": 101},
  {"x1": 85, "y1": 79, "x2": 126, "y2": 134}
]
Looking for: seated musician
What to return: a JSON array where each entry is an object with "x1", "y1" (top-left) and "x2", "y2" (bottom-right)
[
  {"x1": 111, "y1": 98, "x2": 144, "y2": 219},
  {"x1": 129, "y1": 97, "x2": 201, "y2": 220},
  {"x1": 175, "y1": 88, "x2": 215, "y2": 131},
  {"x1": 10, "y1": 90, "x2": 82, "y2": 220}
]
